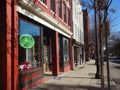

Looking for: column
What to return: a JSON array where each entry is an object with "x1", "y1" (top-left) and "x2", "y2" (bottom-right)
[
  {"x1": 51, "y1": 31, "x2": 59, "y2": 76},
  {"x1": 11, "y1": 0, "x2": 18, "y2": 90},
  {"x1": 0, "y1": 0, "x2": 18, "y2": 90},
  {"x1": 69, "y1": 38, "x2": 73, "y2": 70},
  {"x1": 0, "y1": 1, "x2": 12, "y2": 90}
]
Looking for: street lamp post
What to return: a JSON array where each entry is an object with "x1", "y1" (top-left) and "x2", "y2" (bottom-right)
[
  {"x1": 105, "y1": 21, "x2": 111, "y2": 90},
  {"x1": 94, "y1": 0, "x2": 100, "y2": 79}
]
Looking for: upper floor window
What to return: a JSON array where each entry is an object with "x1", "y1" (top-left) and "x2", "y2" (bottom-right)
[
  {"x1": 50, "y1": 0, "x2": 55, "y2": 12},
  {"x1": 68, "y1": 9, "x2": 70, "y2": 26},
  {"x1": 64, "y1": 1, "x2": 66, "y2": 23},
  {"x1": 58, "y1": 0, "x2": 62, "y2": 18},
  {"x1": 38, "y1": 0, "x2": 47, "y2": 5}
]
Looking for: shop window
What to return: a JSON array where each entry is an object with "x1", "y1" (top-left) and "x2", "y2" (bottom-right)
[
  {"x1": 50, "y1": 0, "x2": 55, "y2": 12},
  {"x1": 63, "y1": 37, "x2": 69, "y2": 62},
  {"x1": 18, "y1": 19, "x2": 41, "y2": 71},
  {"x1": 58, "y1": 36, "x2": 70, "y2": 68}
]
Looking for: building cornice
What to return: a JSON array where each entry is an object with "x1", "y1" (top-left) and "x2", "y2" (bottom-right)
[{"x1": 17, "y1": 0, "x2": 72, "y2": 38}]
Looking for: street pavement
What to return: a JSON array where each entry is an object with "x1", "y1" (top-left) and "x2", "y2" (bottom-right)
[
  {"x1": 29, "y1": 60, "x2": 119, "y2": 90},
  {"x1": 106, "y1": 58, "x2": 120, "y2": 89}
]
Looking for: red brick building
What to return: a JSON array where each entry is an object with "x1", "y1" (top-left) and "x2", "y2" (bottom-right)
[
  {"x1": 0, "y1": 0, "x2": 73, "y2": 90},
  {"x1": 83, "y1": 9, "x2": 91, "y2": 61}
]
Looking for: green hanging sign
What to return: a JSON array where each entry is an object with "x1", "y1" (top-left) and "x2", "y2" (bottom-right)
[{"x1": 19, "y1": 34, "x2": 35, "y2": 49}]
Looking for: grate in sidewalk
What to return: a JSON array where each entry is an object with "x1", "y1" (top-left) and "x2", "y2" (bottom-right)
[{"x1": 54, "y1": 76, "x2": 62, "y2": 80}]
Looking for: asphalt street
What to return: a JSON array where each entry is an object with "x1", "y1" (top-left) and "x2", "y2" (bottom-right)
[{"x1": 108, "y1": 57, "x2": 120, "y2": 89}]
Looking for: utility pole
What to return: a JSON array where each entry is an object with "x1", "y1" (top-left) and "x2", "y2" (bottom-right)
[{"x1": 98, "y1": 13, "x2": 104, "y2": 90}]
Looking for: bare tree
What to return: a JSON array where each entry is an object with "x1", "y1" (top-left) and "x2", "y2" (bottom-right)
[
  {"x1": 80, "y1": 0, "x2": 113, "y2": 90},
  {"x1": 108, "y1": 32, "x2": 120, "y2": 57}
]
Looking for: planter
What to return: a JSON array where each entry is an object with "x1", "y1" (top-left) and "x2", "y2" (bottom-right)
[{"x1": 18, "y1": 67, "x2": 45, "y2": 90}]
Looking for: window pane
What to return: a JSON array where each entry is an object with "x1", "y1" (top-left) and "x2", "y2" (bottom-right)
[
  {"x1": 58, "y1": 0, "x2": 62, "y2": 18},
  {"x1": 50, "y1": 0, "x2": 55, "y2": 12},
  {"x1": 64, "y1": 1, "x2": 66, "y2": 22},
  {"x1": 68, "y1": 9, "x2": 70, "y2": 26},
  {"x1": 18, "y1": 19, "x2": 41, "y2": 71}
]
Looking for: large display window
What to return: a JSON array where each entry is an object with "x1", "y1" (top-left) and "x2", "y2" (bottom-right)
[
  {"x1": 18, "y1": 19, "x2": 41, "y2": 71},
  {"x1": 59, "y1": 36, "x2": 70, "y2": 69},
  {"x1": 63, "y1": 37, "x2": 69, "y2": 62}
]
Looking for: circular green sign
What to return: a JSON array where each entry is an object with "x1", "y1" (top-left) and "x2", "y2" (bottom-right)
[{"x1": 19, "y1": 34, "x2": 35, "y2": 49}]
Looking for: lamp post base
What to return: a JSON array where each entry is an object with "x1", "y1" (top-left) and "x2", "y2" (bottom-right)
[{"x1": 95, "y1": 73, "x2": 101, "y2": 79}]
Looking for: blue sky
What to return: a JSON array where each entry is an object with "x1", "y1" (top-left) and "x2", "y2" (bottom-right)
[
  {"x1": 88, "y1": 0, "x2": 120, "y2": 33},
  {"x1": 19, "y1": 20, "x2": 40, "y2": 36},
  {"x1": 109, "y1": 0, "x2": 120, "y2": 32}
]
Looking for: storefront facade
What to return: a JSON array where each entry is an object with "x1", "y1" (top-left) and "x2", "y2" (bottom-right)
[
  {"x1": 72, "y1": 40, "x2": 85, "y2": 66},
  {"x1": 72, "y1": 0, "x2": 85, "y2": 68},
  {"x1": 0, "y1": 0, "x2": 73, "y2": 90}
]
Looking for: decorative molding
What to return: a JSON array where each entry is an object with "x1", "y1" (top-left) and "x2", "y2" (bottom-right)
[{"x1": 17, "y1": 0, "x2": 72, "y2": 38}]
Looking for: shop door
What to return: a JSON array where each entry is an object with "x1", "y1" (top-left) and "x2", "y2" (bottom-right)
[{"x1": 43, "y1": 45, "x2": 49, "y2": 72}]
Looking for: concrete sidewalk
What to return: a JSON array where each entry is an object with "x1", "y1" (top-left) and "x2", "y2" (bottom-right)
[{"x1": 29, "y1": 60, "x2": 118, "y2": 90}]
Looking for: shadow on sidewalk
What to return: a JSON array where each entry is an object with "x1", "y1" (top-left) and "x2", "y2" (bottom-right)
[
  {"x1": 62, "y1": 76, "x2": 95, "y2": 79},
  {"x1": 30, "y1": 83, "x2": 102, "y2": 90},
  {"x1": 87, "y1": 63, "x2": 96, "y2": 65},
  {"x1": 114, "y1": 66, "x2": 120, "y2": 69}
]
